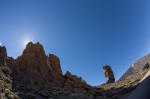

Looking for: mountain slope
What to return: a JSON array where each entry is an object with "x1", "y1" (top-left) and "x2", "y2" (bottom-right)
[{"x1": 119, "y1": 53, "x2": 150, "y2": 80}]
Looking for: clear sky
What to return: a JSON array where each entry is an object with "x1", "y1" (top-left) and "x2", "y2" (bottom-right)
[{"x1": 0, "y1": 0, "x2": 150, "y2": 86}]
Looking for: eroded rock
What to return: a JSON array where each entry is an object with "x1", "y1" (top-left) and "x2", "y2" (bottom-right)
[
  {"x1": 103, "y1": 65, "x2": 115, "y2": 84},
  {"x1": 143, "y1": 63, "x2": 149, "y2": 70},
  {"x1": 49, "y1": 54, "x2": 62, "y2": 75},
  {"x1": 64, "y1": 71, "x2": 92, "y2": 92},
  {"x1": 3, "y1": 42, "x2": 92, "y2": 92},
  {"x1": 0, "y1": 46, "x2": 7, "y2": 66}
]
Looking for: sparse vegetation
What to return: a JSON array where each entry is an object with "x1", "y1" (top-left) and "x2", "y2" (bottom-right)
[
  {"x1": 88, "y1": 68, "x2": 150, "y2": 98},
  {"x1": 0, "y1": 65, "x2": 149, "y2": 99}
]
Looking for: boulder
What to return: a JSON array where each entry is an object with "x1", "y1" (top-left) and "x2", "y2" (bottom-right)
[
  {"x1": 103, "y1": 65, "x2": 115, "y2": 84},
  {"x1": 143, "y1": 63, "x2": 149, "y2": 70}
]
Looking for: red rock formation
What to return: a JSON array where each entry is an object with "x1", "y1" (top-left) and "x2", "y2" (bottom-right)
[
  {"x1": 49, "y1": 54, "x2": 62, "y2": 75},
  {"x1": 64, "y1": 71, "x2": 92, "y2": 92},
  {"x1": 103, "y1": 65, "x2": 115, "y2": 84},
  {"x1": 13, "y1": 42, "x2": 52, "y2": 84},
  {"x1": 2, "y1": 42, "x2": 92, "y2": 92}
]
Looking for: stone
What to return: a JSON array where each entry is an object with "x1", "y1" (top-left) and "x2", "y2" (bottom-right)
[
  {"x1": 64, "y1": 71, "x2": 92, "y2": 92},
  {"x1": 119, "y1": 53, "x2": 150, "y2": 80},
  {"x1": 143, "y1": 63, "x2": 149, "y2": 70},
  {"x1": 103, "y1": 65, "x2": 115, "y2": 84},
  {"x1": 48, "y1": 54, "x2": 62, "y2": 75},
  {"x1": 0, "y1": 42, "x2": 92, "y2": 92},
  {"x1": 0, "y1": 46, "x2": 7, "y2": 66},
  {"x1": 13, "y1": 42, "x2": 52, "y2": 84}
]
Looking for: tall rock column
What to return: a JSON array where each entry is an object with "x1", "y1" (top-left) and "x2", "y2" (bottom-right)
[{"x1": 103, "y1": 65, "x2": 115, "y2": 84}]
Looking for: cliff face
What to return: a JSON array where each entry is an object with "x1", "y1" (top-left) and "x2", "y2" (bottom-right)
[
  {"x1": 0, "y1": 42, "x2": 92, "y2": 92},
  {"x1": 119, "y1": 53, "x2": 150, "y2": 81},
  {"x1": 14, "y1": 42, "x2": 53, "y2": 84}
]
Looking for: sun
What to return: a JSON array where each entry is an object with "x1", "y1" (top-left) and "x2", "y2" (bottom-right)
[
  {"x1": 0, "y1": 42, "x2": 2, "y2": 46},
  {"x1": 24, "y1": 39, "x2": 31, "y2": 46}
]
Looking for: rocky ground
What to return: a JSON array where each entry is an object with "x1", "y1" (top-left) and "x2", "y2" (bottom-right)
[{"x1": 0, "y1": 65, "x2": 149, "y2": 99}]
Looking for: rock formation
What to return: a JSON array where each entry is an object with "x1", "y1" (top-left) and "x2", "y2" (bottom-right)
[
  {"x1": 64, "y1": 71, "x2": 92, "y2": 92},
  {"x1": 0, "y1": 46, "x2": 7, "y2": 66},
  {"x1": 143, "y1": 63, "x2": 149, "y2": 70},
  {"x1": 0, "y1": 42, "x2": 92, "y2": 92},
  {"x1": 119, "y1": 53, "x2": 150, "y2": 81},
  {"x1": 49, "y1": 54, "x2": 62, "y2": 75},
  {"x1": 103, "y1": 65, "x2": 115, "y2": 84},
  {"x1": 12, "y1": 42, "x2": 54, "y2": 84}
]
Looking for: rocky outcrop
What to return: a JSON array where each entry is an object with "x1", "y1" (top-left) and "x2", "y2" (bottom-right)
[
  {"x1": 143, "y1": 63, "x2": 149, "y2": 70},
  {"x1": 119, "y1": 53, "x2": 150, "y2": 81},
  {"x1": 49, "y1": 54, "x2": 62, "y2": 75},
  {"x1": 0, "y1": 46, "x2": 7, "y2": 66},
  {"x1": 103, "y1": 65, "x2": 115, "y2": 84},
  {"x1": 0, "y1": 42, "x2": 92, "y2": 92},
  {"x1": 64, "y1": 71, "x2": 92, "y2": 92},
  {"x1": 13, "y1": 42, "x2": 53, "y2": 84}
]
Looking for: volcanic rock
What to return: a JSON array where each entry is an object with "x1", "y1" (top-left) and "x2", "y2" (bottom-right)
[
  {"x1": 143, "y1": 63, "x2": 149, "y2": 70},
  {"x1": 103, "y1": 65, "x2": 115, "y2": 84},
  {"x1": 12, "y1": 42, "x2": 52, "y2": 84},
  {"x1": 119, "y1": 53, "x2": 150, "y2": 81},
  {"x1": 64, "y1": 71, "x2": 92, "y2": 92},
  {"x1": 4, "y1": 42, "x2": 92, "y2": 92},
  {"x1": 0, "y1": 46, "x2": 7, "y2": 66},
  {"x1": 48, "y1": 54, "x2": 62, "y2": 75}
]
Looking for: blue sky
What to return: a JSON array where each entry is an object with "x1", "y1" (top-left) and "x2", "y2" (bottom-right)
[{"x1": 0, "y1": 0, "x2": 150, "y2": 86}]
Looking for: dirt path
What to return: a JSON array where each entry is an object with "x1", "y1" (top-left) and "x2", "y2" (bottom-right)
[{"x1": 139, "y1": 69, "x2": 150, "y2": 83}]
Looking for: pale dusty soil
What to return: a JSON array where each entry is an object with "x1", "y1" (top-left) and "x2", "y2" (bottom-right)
[{"x1": 120, "y1": 70, "x2": 150, "y2": 99}]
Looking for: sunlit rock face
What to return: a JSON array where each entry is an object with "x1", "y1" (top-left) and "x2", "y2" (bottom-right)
[
  {"x1": 14, "y1": 42, "x2": 53, "y2": 84},
  {"x1": 1, "y1": 42, "x2": 92, "y2": 92},
  {"x1": 119, "y1": 54, "x2": 150, "y2": 81},
  {"x1": 103, "y1": 65, "x2": 115, "y2": 84}
]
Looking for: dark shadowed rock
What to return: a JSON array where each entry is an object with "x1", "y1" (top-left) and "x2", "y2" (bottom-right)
[
  {"x1": 48, "y1": 54, "x2": 62, "y2": 75},
  {"x1": 0, "y1": 46, "x2": 7, "y2": 66},
  {"x1": 103, "y1": 65, "x2": 115, "y2": 84},
  {"x1": 143, "y1": 63, "x2": 149, "y2": 70},
  {"x1": 64, "y1": 71, "x2": 92, "y2": 92}
]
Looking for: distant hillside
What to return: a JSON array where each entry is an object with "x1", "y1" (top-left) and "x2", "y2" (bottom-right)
[{"x1": 119, "y1": 53, "x2": 150, "y2": 81}]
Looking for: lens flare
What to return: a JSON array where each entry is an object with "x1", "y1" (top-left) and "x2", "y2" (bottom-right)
[{"x1": 24, "y1": 39, "x2": 31, "y2": 46}]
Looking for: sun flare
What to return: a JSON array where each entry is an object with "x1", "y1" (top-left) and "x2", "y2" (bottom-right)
[{"x1": 24, "y1": 39, "x2": 31, "y2": 46}]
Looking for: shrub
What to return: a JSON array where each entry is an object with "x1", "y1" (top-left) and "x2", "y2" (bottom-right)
[{"x1": 2, "y1": 67, "x2": 11, "y2": 76}]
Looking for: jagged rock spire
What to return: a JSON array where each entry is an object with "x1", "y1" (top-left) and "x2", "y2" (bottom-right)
[
  {"x1": 0, "y1": 42, "x2": 92, "y2": 92},
  {"x1": 103, "y1": 65, "x2": 115, "y2": 84}
]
